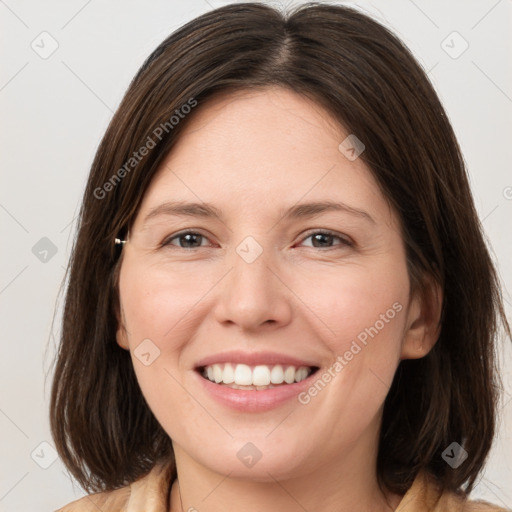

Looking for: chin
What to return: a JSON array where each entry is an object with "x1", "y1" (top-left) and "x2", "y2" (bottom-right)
[{"x1": 187, "y1": 436, "x2": 315, "y2": 482}]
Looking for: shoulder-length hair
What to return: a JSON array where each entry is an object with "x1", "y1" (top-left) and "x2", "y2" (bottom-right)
[{"x1": 49, "y1": 1, "x2": 510, "y2": 496}]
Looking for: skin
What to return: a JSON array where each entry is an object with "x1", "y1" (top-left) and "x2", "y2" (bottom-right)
[{"x1": 116, "y1": 87, "x2": 442, "y2": 512}]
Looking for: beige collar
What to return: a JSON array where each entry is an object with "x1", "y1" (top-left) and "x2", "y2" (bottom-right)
[{"x1": 56, "y1": 461, "x2": 508, "y2": 511}]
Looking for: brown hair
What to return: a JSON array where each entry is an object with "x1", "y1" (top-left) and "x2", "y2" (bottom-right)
[{"x1": 49, "y1": 1, "x2": 510, "y2": 497}]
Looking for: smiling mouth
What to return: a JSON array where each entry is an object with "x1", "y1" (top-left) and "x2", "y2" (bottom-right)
[{"x1": 196, "y1": 363, "x2": 320, "y2": 391}]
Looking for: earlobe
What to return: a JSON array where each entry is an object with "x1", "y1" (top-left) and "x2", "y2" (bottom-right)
[
  {"x1": 400, "y1": 277, "x2": 443, "y2": 360},
  {"x1": 115, "y1": 302, "x2": 130, "y2": 350},
  {"x1": 116, "y1": 326, "x2": 129, "y2": 350}
]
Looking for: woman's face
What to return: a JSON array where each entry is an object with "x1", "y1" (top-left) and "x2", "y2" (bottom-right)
[{"x1": 116, "y1": 87, "x2": 433, "y2": 481}]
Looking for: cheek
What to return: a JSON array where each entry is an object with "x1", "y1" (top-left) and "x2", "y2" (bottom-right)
[
  {"x1": 297, "y1": 258, "x2": 409, "y2": 436},
  {"x1": 118, "y1": 262, "x2": 206, "y2": 427},
  {"x1": 303, "y1": 258, "x2": 409, "y2": 356},
  {"x1": 118, "y1": 260, "x2": 211, "y2": 345}
]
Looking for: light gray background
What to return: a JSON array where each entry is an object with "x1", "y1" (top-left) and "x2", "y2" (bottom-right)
[{"x1": 1, "y1": 0, "x2": 511, "y2": 510}]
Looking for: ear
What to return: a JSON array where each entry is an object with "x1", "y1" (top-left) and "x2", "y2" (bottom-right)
[
  {"x1": 115, "y1": 302, "x2": 130, "y2": 350},
  {"x1": 116, "y1": 326, "x2": 129, "y2": 350},
  {"x1": 400, "y1": 276, "x2": 443, "y2": 360}
]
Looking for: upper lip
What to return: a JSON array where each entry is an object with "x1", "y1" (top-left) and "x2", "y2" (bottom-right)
[{"x1": 194, "y1": 350, "x2": 319, "y2": 369}]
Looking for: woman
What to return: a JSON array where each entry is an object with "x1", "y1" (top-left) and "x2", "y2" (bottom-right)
[{"x1": 51, "y1": 2, "x2": 510, "y2": 511}]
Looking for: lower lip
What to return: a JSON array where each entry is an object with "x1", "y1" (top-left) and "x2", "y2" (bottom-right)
[{"x1": 194, "y1": 370, "x2": 318, "y2": 412}]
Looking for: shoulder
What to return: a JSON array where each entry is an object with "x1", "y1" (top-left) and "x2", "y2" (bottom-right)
[
  {"x1": 462, "y1": 502, "x2": 510, "y2": 512},
  {"x1": 446, "y1": 495, "x2": 510, "y2": 512},
  {"x1": 441, "y1": 495, "x2": 510, "y2": 512},
  {"x1": 396, "y1": 471, "x2": 510, "y2": 512},
  {"x1": 54, "y1": 485, "x2": 130, "y2": 512},
  {"x1": 54, "y1": 461, "x2": 175, "y2": 512}
]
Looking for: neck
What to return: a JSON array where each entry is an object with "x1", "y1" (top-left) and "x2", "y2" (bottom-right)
[{"x1": 169, "y1": 420, "x2": 403, "y2": 512}]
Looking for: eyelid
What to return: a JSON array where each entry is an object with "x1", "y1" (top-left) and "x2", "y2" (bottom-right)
[
  {"x1": 297, "y1": 228, "x2": 354, "y2": 248},
  {"x1": 161, "y1": 228, "x2": 353, "y2": 250},
  {"x1": 161, "y1": 229, "x2": 216, "y2": 248}
]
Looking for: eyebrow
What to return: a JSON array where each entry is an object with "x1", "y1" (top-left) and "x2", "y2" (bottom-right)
[{"x1": 142, "y1": 200, "x2": 375, "y2": 226}]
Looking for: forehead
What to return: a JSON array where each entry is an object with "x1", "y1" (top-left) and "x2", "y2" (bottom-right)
[{"x1": 135, "y1": 87, "x2": 393, "y2": 227}]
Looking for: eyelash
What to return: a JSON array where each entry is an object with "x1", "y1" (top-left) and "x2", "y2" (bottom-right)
[{"x1": 160, "y1": 229, "x2": 354, "y2": 251}]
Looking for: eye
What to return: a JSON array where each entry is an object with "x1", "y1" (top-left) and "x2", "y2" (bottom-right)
[
  {"x1": 298, "y1": 230, "x2": 353, "y2": 249},
  {"x1": 160, "y1": 229, "x2": 353, "y2": 251},
  {"x1": 161, "y1": 230, "x2": 212, "y2": 249}
]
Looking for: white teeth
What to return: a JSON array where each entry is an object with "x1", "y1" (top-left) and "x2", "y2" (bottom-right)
[
  {"x1": 234, "y1": 364, "x2": 253, "y2": 385},
  {"x1": 213, "y1": 364, "x2": 223, "y2": 383},
  {"x1": 201, "y1": 363, "x2": 313, "y2": 386},
  {"x1": 270, "y1": 365, "x2": 284, "y2": 384},
  {"x1": 222, "y1": 363, "x2": 235, "y2": 384},
  {"x1": 253, "y1": 365, "x2": 271, "y2": 386},
  {"x1": 284, "y1": 366, "x2": 295, "y2": 384},
  {"x1": 294, "y1": 367, "x2": 309, "y2": 382}
]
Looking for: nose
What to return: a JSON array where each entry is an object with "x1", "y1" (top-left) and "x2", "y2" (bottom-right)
[{"x1": 213, "y1": 244, "x2": 293, "y2": 332}]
